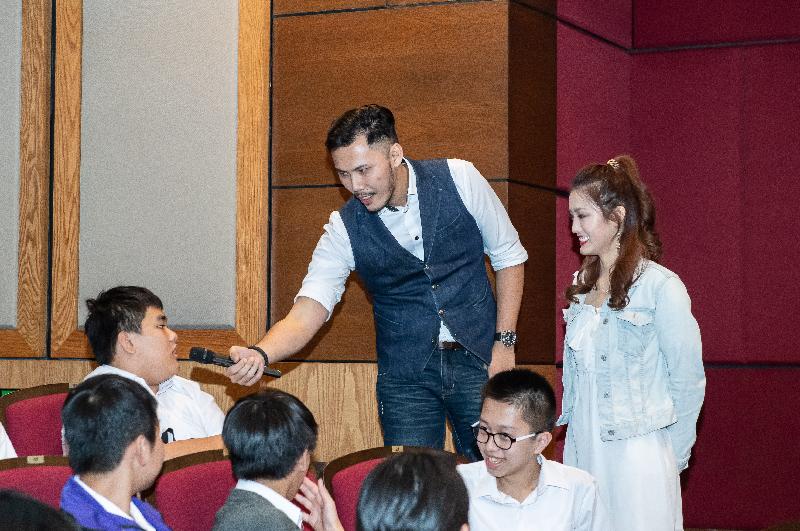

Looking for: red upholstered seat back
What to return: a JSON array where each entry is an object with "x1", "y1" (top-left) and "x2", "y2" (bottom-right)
[
  {"x1": 330, "y1": 458, "x2": 384, "y2": 531},
  {"x1": 153, "y1": 459, "x2": 235, "y2": 531},
  {"x1": 4, "y1": 393, "x2": 67, "y2": 457},
  {"x1": 0, "y1": 463, "x2": 72, "y2": 508}
]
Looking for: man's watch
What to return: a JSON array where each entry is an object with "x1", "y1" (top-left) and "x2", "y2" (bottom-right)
[{"x1": 494, "y1": 330, "x2": 517, "y2": 348}]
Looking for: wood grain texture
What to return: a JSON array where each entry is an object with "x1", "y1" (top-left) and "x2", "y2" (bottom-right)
[
  {"x1": 510, "y1": 184, "x2": 556, "y2": 363},
  {"x1": 274, "y1": 0, "x2": 383, "y2": 15},
  {"x1": 509, "y1": 3, "x2": 556, "y2": 187},
  {"x1": 236, "y1": 0, "x2": 270, "y2": 344},
  {"x1": 50, "y1": 0, "x2": 82, "y2": 355},
  {"x1": 270, "y1": 187, "x2": 377, "y2": 361},
  {"x1": 271, "y1": 1, "x2": 508, "y2": 186},
  {"x1": 0, "y1": 0, "x2": 51, "y2": 358},
  {"x1": 0, "y1": 359, "x2": 555, "y2": 461}
]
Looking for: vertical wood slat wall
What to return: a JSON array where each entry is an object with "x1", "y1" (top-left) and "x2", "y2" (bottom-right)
[{"x1": 0, "y1": 0, "x2": 50, "y2": 359}]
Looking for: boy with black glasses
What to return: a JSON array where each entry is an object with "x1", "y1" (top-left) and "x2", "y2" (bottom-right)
[{"x1": 457, "y1": 369, "x2": 611, "y2": 531}]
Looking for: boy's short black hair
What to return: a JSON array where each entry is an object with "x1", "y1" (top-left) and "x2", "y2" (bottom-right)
[
  {"x1": 61, "y1": 374, "x2": 158, "y2": 474},
  {"x1": 356, "y1": 450, "x2": 468, "y2": 531},
  {"x1": 482, "y1": 368, "x2": 557, "y2": 432},
  {"x1": 223, "y1": 389, "x2": 318, "y2": 481},
  {"x1": 84, "y1": 286, "x2": 163, "y2": 365}
]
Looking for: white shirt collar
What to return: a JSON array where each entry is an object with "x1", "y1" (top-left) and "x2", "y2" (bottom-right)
[
  {"x1": 86, "y1": 364, "x2": 177, "y2": 396},
  {"x1": 474, "y1": 454, "x2": 570, "y2": 506},
  {"x1": 73, "y1": 476, "x2": 156, "y2": 531},
  {"x1": 235, "y1": 478, "x2": 303, "y2": 529},
  {"x1": 378, "y1": 158, "x2": 416, "y2": 216}
]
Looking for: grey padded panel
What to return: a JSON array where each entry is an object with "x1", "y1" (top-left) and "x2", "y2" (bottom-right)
[
  {"x1": 0, "y1": 3, "x2": 22, "y2": 328},
  {"x1": 78, "y1": 1, "x2": 239, "y2": 328}
]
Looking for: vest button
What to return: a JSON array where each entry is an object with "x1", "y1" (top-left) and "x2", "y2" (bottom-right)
[
  {"x1": 431, "y1": 284, "x2": 439, "y2": 290},
  {"x1": 438, "y1": 309, "x2": 445, "y2": 316}
]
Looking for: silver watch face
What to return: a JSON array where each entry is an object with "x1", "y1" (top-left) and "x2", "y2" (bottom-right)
[{"x1": 498, "y1": 330, "x2": 517, "y2": 347}]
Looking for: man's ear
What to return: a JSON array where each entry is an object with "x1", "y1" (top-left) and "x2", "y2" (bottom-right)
[
  {"x1": 294, "y1": 449, "x2": 311, "y2": 474},
  {"x1": 534, "y1": 431, "x2": 553, "y2": 455},
  {"x1": 389, "y1": 142, "x2": 404, "y2": 167},
  {"x1": 130, "y1": 434, "x2": 150, "y2": 467},
  {"x1": 117, "y1": 330, "x2": 137, "y2": 356}
]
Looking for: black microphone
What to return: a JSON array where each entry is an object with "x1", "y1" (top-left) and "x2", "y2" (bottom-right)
[{"x1": 189, "y1": 347, "x2": 282, "y2": 378}]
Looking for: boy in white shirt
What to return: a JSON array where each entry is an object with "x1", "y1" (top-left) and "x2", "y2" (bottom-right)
[
  {"x1": 458, "y1": 369, "x2": 611, "y2": 531},
  {"x1": 83, "y1": 286, "x2": 226, "y2": 458},
  {"x1": 0, "y1": 422, "x2": 16, "y2": 459}
]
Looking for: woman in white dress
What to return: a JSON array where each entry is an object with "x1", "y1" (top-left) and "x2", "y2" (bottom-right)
[{"x1": 557, "y1": 155, "x2": 705, "y2": 531}]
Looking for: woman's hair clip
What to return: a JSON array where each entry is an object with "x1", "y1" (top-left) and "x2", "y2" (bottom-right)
[{"x1": 606, "y1": 158, "x2": 620, "y2": 170}]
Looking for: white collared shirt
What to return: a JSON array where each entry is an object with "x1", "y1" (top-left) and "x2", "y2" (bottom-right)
[
  {"x1": 296, "y1": 158, "x2": 528, "y2": 341},
  {"x1": 0, "y1": 422, "x2": 16, "y2": 459},
  {"x1": 457, "y1": 454, "x2": 612, "y2": 531},
  {"x1": 83, "y1": 365, "x2": 224, "y2": 441},
  {"x1": 234, "y1": 479, "x2": 304, "y2": 529},
  {"x1": 73, "y1": 476, "x2": 156, "y2": 531}
]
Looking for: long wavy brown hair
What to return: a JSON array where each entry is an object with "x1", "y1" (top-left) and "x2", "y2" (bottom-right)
[{"x1": 565, "y1": 155, "x2": 662, "y2": 310}]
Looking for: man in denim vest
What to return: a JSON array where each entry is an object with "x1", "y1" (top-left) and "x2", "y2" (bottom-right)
[{"x1": 229, "y1": 105, "x2": 527, "y2": 460}]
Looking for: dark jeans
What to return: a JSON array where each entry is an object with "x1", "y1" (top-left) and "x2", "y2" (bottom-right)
[{"x1": 376, "y1": 347, "x2": 488, "y2": 462}]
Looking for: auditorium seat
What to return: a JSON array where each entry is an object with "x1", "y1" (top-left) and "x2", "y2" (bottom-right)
[
  {"x1": 0, "y1": 455, "x2": 72, "y2": 508},
  {"x1": 147, "y1": 449, "x2": 317, "y2": 531},
  {"x1": 0, "y1": 383, "x2": 70, "y2": 457}
]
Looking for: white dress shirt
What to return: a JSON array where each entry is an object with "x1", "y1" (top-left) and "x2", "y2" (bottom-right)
[
  {"x1": 457, "y1": 454, "x2": 612, "y2": 531},
  {"x1": 73, "y1": 476, "x2": 156, "y2": 531},
  {"x1": 296, "y1": 158, "x2": 528, "y2": 341},
  {"x1": 234, "y1": 479, "x2": 304, "y2": 529},
  {"x1": 0, "y1": 422, "x2": 16, "y2": 459},
  {"x1": 83, "y1": 365, "x2": 224, "y2": 441}
]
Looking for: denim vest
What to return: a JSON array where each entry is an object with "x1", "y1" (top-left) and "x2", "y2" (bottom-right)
[
  {"x1": 340, "y1": 158, "x2": 496, "y2": 379},
  {"x1": 557, "y1": 261, "x2": 705, "y2": 471}
]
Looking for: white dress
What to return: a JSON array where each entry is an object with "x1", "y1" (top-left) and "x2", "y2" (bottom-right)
[{"x1": 563, "y1": 304, "x2": 683, "y2": 531}]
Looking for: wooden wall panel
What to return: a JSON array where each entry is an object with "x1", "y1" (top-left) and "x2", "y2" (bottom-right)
[
  {"x1": 50, "y1": 2, "x2": 270, "y2": 358},
  {"x1": 0, "y1": 0, "x2": 51, "y2": 358},
  {"x1": 271, "y1": 187, "x2": 377, "y2": 361},
  {"x1": 509, "y1": 3, "x2": 556, "y2": 188},
  {"x1": 274, "y1": 0, "x2": 382, "y2": 15},
  {"x1": 271, "y1": 1, "x2": 509, "y2": 186},
  {"x1": 0, "y1": 359, "x2": 556, "y2": 461},
  {"x1": 510, "y1": 185, "x2": 556, "y2": 363}
]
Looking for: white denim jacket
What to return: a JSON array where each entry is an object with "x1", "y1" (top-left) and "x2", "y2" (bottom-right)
[{"x1": 557, "y1": 261, "x2": 705, "y2": 471}]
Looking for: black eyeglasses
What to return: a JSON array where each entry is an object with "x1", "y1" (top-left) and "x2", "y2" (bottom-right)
[{"x1": 471, "y1": 421, "x2": 539, "y2": 450}]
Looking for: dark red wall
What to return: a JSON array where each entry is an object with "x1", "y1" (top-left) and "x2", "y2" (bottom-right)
[{"x1": 555, "y1": 2, "x2": 800, "y2": 527}]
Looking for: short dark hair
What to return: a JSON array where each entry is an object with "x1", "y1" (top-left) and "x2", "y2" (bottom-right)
[
  {"x1": 356, "y1": 450, "x2": 468, "y2": 531},
  {"x1": 223, "y1": 389, "x2": 318, "y2": 481},
  {"x1": 84, "y1": 286, "x2": 163, "y2": 365},
  {"x1": 61, "y1": 374, "x2": 159, "y2": 474},
  {"x1": 325, "y1": 104, "x2": 399, "y2": 151},
  {"x1": 482, "y1": 369, "x2": 556, "y2": 432},
  {"x1": 0, "y1": 490, "x2": 81, "y2": 531}
]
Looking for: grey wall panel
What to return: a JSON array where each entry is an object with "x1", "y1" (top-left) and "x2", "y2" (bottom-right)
[
  {"x1": 78, "y1": 1, "x2": 239, "y2": 328},
  {"x1": 0, "y1": 2, "x2": 22, "y2": 328}
]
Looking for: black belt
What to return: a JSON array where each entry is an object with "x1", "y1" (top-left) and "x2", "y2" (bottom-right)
[{"x1": 437, "y1": 341, "x2": 464, "y2": 350}]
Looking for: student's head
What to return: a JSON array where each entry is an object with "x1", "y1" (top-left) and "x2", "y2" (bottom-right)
[
  {"x1": 223, "y1": 390, "x2": 318, "y2": 496},
  {"x1": 356, "y1": 450, "x2": 469, "y2": 531},
  {"x1": 84, "y1": 286, "x2": 178, "y2": 388},
  {"x1": 61, "y1": 374, "x2": 164, "y2": 493},
  {"x1": 325, "y1": 104, "x2": 405, "y2": 213},
  {"x1": 475, "y1": 369, "x2": 555, "y2": 481},
  {"x1": 567, "y1": 155, "x2": 661, "y2": 309},
  {"x1": 0, "y1": 490, "x2": 81, "y2": 531}
]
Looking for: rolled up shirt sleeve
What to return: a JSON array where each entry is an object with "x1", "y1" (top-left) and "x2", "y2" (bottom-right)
[
  {"x1": 294, "y1": 211, "x2": 355, "y2": 320},
  {"x1": 447, "y1": 159, "x2": 528, "y2": 271}
]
